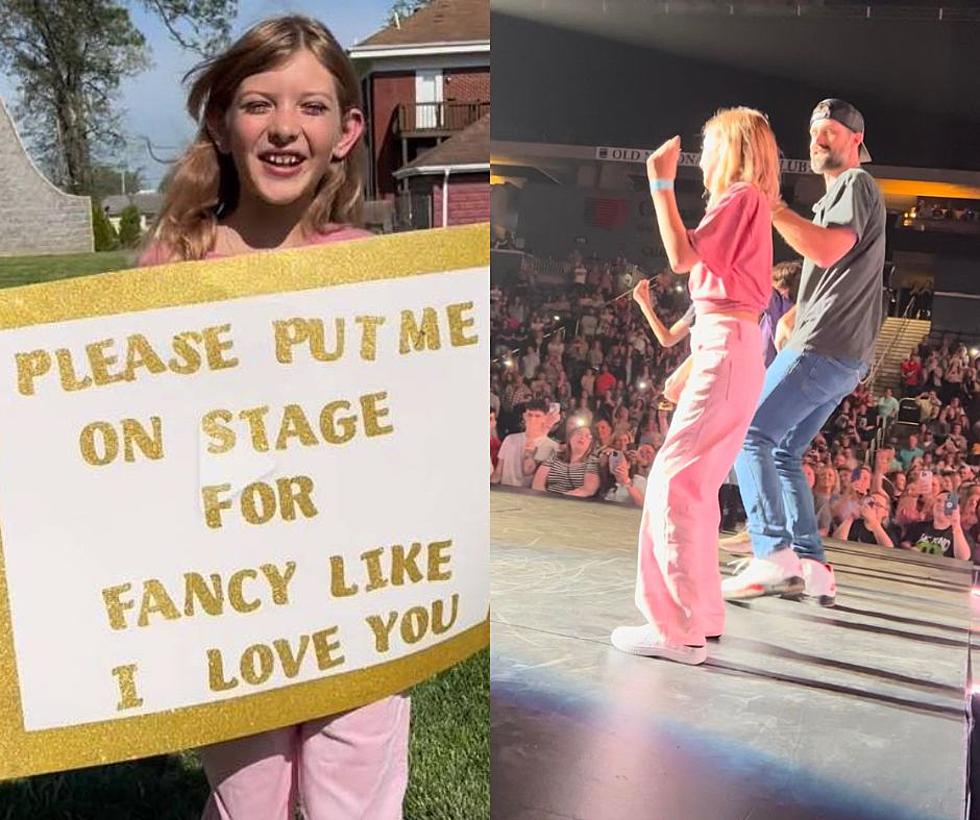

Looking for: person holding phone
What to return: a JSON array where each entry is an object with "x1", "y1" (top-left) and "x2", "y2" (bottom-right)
[
  {"x1": 491, "y1": 398, "x2": 561, "y2": 487},
  {"x1": 900, "y1": 492, "x2": 971, "y2": 559},
  {"x1": 606, "y1": 447, "x2": 649, "y2": 507},
  {"x1": 834, "y1": 492, "x2": 900, "y2": 549}
]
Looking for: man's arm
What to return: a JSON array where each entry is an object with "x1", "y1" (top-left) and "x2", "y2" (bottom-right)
[
  {"x1": 833, "y1": 516, "x2": 855, "y2": 541},
  {"x1": 866, "y1": 519, "x2": 895, "y2": 548},
  {"x1": 521, "y1": 441, "x2": 542, "y2": 476},
  {"x1": 531, "y1": 464, "x2": 550, "y2": 492},
  {"x1": 952, "y1": 511, "x2": 971, "y2": 561},
  {"x1": 772, "y1": 205, "x2": 857, "y2": 269},
  {"x1": 774, "y1": 304, "x2": 797, "y2": 351}
]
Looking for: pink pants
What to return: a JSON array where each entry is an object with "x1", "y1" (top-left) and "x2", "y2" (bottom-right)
[
  {"x1": 200, "y1": 695, "x2": 410, "y2": 820},
  {"x1": 635, "y1": 315, "x2": 764, "y2": 646}
]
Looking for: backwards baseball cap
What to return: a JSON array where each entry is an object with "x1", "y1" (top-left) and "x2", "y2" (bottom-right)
[{"x1": 810, "y1": 98, "x2": 872, "y2": 163}]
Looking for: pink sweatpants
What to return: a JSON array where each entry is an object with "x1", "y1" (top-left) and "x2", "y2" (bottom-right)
[
  {"x1": 200, "y1": 694, "x2": 410, "y2": 820},
  {"x1": 635, "y1": 315, "x2": 764, "y2": 646}
]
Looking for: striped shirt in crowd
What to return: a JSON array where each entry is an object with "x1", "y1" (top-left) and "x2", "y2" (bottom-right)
[{"x1": 544, "y1": 455, "x2": 600, "y2": 494}]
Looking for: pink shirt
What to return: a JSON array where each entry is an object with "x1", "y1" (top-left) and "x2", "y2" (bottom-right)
[
  {"x1": 686, "y1": 182, "x2": 772, "y2": 316},
  {"x1": 137, "y1": 224, "x2": 372, "y2": 266}
]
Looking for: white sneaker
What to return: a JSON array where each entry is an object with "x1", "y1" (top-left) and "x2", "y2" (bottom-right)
[
  {"x1": 801, "y1": 559, "x2": 837, "y2": 607},
  {"x1": 610, "y1": 625, "x2": 707, "y2": 665},
  {"x1": 721, "y1": 548, "x2": 805, "y2": 601}
]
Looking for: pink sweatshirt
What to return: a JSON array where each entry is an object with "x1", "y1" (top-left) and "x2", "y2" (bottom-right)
[
  {"x1": 137, "y1": 224, "x2": 372, "y2": 266},
  {"x1": 686, "y1": 182, "x2": 772, "y2": 316}
]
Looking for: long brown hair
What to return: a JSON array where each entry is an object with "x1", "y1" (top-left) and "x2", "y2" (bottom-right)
[{"x1": 148, "y1": 16, "x2": 365, "y2": 261}]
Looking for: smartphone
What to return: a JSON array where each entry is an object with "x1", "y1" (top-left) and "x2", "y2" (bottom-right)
[
  {"x1": 548, "y1": 402, "x2": 561, "y2": 416},
  {"x1": 609, "y1": 450, "x2": 624, "y2": 473},
  {"x1": 919, "y1": 469, "x2": 933, "y2": 490},
  {"x1": 945, "y1": 490, "x2": 959, "y2": 516}
]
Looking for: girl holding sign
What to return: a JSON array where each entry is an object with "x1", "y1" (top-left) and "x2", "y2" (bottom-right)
[
  {"x1": 140, "y1": 16, "x2": 408, "y2": 820},
  {"x1": 611, "y1": 109, "x2": 780, "y2": 665}
]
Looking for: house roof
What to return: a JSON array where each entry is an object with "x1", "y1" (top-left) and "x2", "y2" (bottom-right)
[
  {"x1": 103, "y1": 192, "x2": 163, "y2": 216},
  {"x1": 354, "y1": 0, "x2": 489, "y2": 50},
  {"x1": 394, "y1": 113, "x2": 489, "y2": 178}
]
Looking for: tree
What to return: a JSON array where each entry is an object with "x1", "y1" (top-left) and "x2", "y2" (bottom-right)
[
  {"x1": 118, "y1": 204, "x2": 143, "y2": 248},
  {"x1": 91, "y1": 201, "x2": 120, "y2": 252},
  {"x1": 90, "y1": 164, "x2": 147, "y2": 201},
  {"x1": 0, "y1": 0, "x2": 235, "y2": 196},
  {"x1": 388, "y1": 0, "x2": 433, "y2": 25}
]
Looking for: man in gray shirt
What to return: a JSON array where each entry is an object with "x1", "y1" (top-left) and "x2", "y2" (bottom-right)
[{"x1": 723, "y1": 99, "x2": 886, "y2": 607}]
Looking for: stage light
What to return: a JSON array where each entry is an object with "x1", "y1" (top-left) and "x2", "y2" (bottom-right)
[{"x1": 553, "y1": 314, "x2": 561, "y2": 321}]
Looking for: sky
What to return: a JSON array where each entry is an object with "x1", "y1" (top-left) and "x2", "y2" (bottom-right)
[{"x1": 0, "y1": 0, "x2": 395, "y2": 188}]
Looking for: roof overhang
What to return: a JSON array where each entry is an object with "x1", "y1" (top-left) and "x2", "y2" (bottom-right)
[
  {"x1": 394, "y1": 162, "x2": 490, "y2": 179},
  {"x1": 350, "y1": 41, "x2": 490, "y2": 60}
]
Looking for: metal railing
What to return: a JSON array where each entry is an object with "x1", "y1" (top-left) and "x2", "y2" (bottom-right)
[{"x1": 396, "y1": 101, "x2": 489, "y2": 134}]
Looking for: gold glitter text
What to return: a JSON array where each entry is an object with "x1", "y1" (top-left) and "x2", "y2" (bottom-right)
[
  {"x1": 329, "y1": 539, "x2": 454, "y2": 598},
  {"x1": 365, "y1": 594, "x2": 460, "y2": 654},
  {"x1": 201, "y1": 393, "x2": 393, "y2": 455},
  {"x1": 15, "y1": 325, "x2": 240, "y2": 397},
  {"x1": 206, "y1": 625, "x2": 345, "y2": 692},
  {"x1": 201, "y1": 476, "x2": 319, "y2": 529},
  {"x1": 79, "y1": 416, "x2": 164, "y2": 466},
  {"x1": 101, "y1": 561, "x2": 298, "y2": 630}
]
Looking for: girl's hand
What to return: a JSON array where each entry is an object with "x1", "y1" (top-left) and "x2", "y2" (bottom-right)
[
  {"x1": 632, "y1": 279, "x2": 653, "y2": 308},
  {"x1": 663, "y1": 373, "x2": 684, "y2": 405},
  {"x1": 646, "y1": 136, "x2": 681, "y2": 182}
]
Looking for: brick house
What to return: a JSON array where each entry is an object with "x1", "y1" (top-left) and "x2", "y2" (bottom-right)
[
  {"x1": 349, "y1": 0, "x2": 489, "y2": 229},
  {"x1": 393, "y1": 113, "x2": 489, "y2": 228}
]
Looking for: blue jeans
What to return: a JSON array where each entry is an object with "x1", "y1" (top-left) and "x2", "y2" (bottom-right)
[{"x1": 734, "y1": 347, "x2": 865, "y2": 562}]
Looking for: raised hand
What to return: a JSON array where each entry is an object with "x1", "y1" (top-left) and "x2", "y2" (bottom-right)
[{"x1": 646, "y1": 135, "x2": 681, "y2": 182}]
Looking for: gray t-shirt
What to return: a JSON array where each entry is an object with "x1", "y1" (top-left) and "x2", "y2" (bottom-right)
[{"x1": 788, "y1": 168, "x2": 886, "y2": 363}]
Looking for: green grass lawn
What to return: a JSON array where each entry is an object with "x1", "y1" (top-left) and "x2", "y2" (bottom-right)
[
  {"x1": 0, "y1": 251, "x2": 489, "y2": 818},
  {"x1": 0, "y1": 250, "x2": 135, "y2": 289},
  {"x1": 0, "y1": 652, "x2": 488, "y2": 819}
]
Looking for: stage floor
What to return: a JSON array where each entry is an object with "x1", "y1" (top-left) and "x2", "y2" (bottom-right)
[{"x1": 490, "y1": 488, "x2": 975, "y2": 820}]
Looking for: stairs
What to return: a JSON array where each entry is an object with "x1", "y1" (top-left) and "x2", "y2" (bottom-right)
[{"x1": 868, "y1": 317, "x2": 932, "y2": 396}]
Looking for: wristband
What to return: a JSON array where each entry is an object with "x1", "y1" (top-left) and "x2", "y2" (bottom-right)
[{"x1": 649, "y1": 178, "x2": 674, "y2": 193}]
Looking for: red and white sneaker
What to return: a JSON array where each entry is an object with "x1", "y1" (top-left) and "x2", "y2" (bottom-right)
[
  {"x1": 721, "y1": 548, "x2": 805, "y2": 601},
  {"x1": 801, "y1": 558, "x2": 837, "y2": 607}
]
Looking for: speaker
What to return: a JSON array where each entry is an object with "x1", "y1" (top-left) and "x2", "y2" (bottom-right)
[{"x1": 897, "y1": 399, "x2": 921, "y2": 425}]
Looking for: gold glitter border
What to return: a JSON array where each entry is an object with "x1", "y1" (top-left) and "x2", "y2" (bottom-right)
[
  {"x1": 0, "y1": 223, "x2": 490, "y2": 330},
  {"x1": 0, "y1": 224, "x2": 490, "y2": 777}
]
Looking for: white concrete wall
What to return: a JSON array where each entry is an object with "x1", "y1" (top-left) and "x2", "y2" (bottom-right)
[{"x1": 0, "y1": 97, "x2": 93, "y2": 257}]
